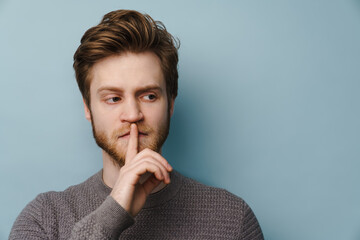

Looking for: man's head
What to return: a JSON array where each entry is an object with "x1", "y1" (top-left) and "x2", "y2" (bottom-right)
[
  {"x1": 73, "y1": 10, "x2": 179, "y2": 107},
  {"x1": 73, "y1": 10, "x2": 179, "y2": 166}
]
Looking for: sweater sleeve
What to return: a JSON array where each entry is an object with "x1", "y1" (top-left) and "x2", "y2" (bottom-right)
[
  {"x1": 9, "y1": 194, "x2": 48, "y2": 240},
  {"x1": 9, "y1": 195, "x2": 134, "y2": 240},
  {"x1": 240, "y1": 201, "x2": 264, "y2": 240},
  {"x1": 70, "y1": 196, "x2": 134, "y2": 239}
]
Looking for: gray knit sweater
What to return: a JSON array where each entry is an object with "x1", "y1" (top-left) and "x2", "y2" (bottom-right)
[{"x1": 9, "y1": 170, "x2": 264, "y2": 239}]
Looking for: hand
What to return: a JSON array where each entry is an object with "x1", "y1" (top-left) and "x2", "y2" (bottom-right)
[{"x1": 110, "y1": 123, "x2": 172, "y2": 217}]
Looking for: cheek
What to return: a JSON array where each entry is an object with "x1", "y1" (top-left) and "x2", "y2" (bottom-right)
[
  {"x1": 92, "y1": 103, "x2": 116, "y2": 122},
  {"x1": 146, "y1": 104, "x2": 168, "y2": 124},
  {"x1": 91, "y1": 111, "x2": 114, "y2": 132}
]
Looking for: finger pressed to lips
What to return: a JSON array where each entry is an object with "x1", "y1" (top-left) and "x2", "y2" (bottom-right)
[
  {"x1": 125, "y1": 124, "x2": 139, "y2": 161},
  {"x1": 123, "y1": 123, "x2": 172, "y2": 184}
]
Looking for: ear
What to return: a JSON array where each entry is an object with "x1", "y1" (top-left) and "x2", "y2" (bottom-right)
[
  {"x1": 83, "y1": 99, "x2": 92, "y2": 122},
  {"x1": 169, "y1": 97, "x2": 175, "y2": 117}
]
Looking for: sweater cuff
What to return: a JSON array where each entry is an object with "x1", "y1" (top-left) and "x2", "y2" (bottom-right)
[{"x1": 94, "y1": 196, "x2": 135, "y2": 237}]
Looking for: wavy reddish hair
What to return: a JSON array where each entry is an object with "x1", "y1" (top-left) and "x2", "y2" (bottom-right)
[{"x1": 73, "y1": 10, "x2": 179, "y2": 106}]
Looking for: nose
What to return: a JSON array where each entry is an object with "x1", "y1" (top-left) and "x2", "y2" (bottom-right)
[{"x1": 120, "y1": 98, "x2": 144, "y2": 123}]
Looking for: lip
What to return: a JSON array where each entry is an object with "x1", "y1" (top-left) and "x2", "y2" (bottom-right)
[{"x1": 119, "y1": 132, "x2": 148, "y2": 138}]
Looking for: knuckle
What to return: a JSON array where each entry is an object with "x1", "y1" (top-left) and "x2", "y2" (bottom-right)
[{"x1": 143, "y1": 148, "x2": 152, "y2": 154}]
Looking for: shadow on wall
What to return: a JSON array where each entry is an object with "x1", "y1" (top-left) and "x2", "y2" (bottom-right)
[
  {"x1": 355, "y1": 0, "x2": 360, "y2": 10},
  {"x1": 163, "y1": 77, "x2": 214, "y2": 184}
]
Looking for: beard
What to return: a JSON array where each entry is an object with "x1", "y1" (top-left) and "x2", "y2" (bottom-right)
[{"x1": 90, "y1": 111, "x2": 170, "y2": 167}]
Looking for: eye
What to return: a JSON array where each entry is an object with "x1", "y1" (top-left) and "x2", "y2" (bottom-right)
[
  {"x1": 106, "y1": 96, "x2": 121, "y2": 103},
  {"x1": 143, "y1": 94, "x2": 157, "y2": 101}
]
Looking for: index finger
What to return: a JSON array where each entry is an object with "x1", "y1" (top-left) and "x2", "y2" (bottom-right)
[{"x1": 125, "y1": 123, "x2": 138, "y2": 162}]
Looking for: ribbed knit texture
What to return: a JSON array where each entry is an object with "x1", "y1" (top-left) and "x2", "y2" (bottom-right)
[{"x1": 10, "y1": 170, "x2": 264, "y2": 240}]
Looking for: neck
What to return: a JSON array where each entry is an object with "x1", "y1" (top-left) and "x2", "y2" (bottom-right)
[
  {"x1": 102, "y1": 150, "x2": 167, "y2": 192},
  {"x1": 102, "y1": 151, "x2": 121, "y2": 188}
]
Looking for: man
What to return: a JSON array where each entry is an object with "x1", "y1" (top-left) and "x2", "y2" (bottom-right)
[{"x1": 10, "y1": 10, "x2": 264, "y2": 239}]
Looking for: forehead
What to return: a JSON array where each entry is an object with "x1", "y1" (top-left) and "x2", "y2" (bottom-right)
[{"x1": 90, "y1": 51, "x2": 165, "y2": 92}]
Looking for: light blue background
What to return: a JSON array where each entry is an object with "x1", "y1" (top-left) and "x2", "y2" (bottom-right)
[{"x1": 1, "y1": 0, "x2": 360, "y2": 239}]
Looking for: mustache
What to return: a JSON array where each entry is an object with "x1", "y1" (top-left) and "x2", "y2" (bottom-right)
[{"x1": 112, "y1": 124, "x2": 153, "y2": 138}]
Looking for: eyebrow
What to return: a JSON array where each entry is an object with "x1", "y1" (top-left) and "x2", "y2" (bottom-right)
[{"x1": 97, "y1": 84, "x2": 163, "y2": 95}]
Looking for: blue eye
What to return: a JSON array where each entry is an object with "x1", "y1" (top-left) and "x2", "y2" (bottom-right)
[
  {"x1": 107, "y1": 97, "x2": 121, "y2": 103},
  {"x1": 143, "y1": 94, "x2": 157, "y2": 101}
]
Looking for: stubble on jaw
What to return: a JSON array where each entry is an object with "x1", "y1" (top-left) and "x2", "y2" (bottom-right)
[{"x1": 89, "y1": 111, "x2": 171, "y2": 167}]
